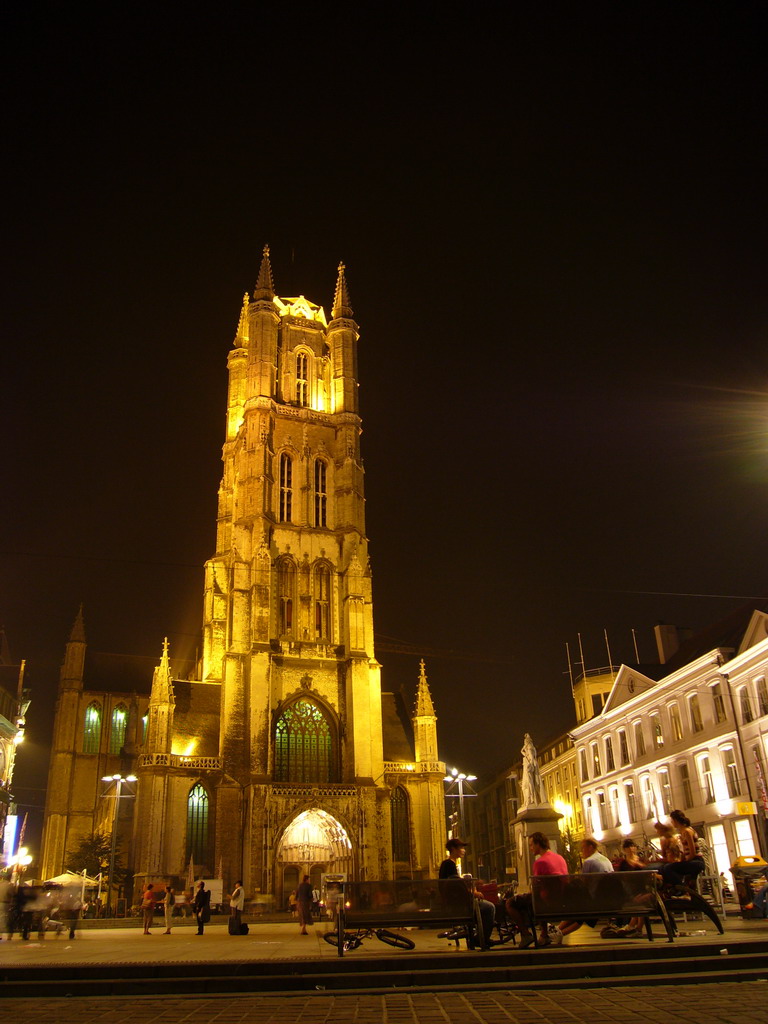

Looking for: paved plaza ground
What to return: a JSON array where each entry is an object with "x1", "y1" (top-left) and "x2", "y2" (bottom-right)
[
  {"x1": 1, "y1": 983, "x2": 767, "y2": 1023},
  {"x1": 0, "y1": 914, "x2": 764, "y2": 965},
  {"x1": 1, "y1": 917, "x2": 766, "y2": 1022}
]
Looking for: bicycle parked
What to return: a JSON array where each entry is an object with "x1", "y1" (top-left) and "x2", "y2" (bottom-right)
[{"x1": 322, "y1": 925, "x2": 416, "y2": 952}]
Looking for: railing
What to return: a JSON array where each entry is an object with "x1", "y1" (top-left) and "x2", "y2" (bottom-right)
[
  {"x1": 138, "y1": 754, "x2": 223, "y2": 770},
  {"x1": 383, "y1": 761, "x2": 445, "y2": 774}
]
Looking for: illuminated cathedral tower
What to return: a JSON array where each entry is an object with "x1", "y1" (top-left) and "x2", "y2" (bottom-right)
[
  {"x1": 41, "y1": 250, "x2": 447, "y2": 901},
  {"x1": 131, "y1": 249, "x2": 447, "y2": 899}
]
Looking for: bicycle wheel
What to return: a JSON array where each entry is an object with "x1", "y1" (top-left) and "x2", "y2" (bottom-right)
[
  {"x1": 376, "y1": 928, "x2": 416, "y2": 949},
  {"x1": 322, "y1": 930, "x2": 341, "y2": 947}
]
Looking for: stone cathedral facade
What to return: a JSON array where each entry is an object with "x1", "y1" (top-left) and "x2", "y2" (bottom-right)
[{"x1": 40, "y1": 250, "x2": 447, "y2": 905}]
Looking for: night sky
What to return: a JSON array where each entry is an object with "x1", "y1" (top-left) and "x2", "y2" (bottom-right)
[{"x1": 3, "y1": 6, "x2": 766, "y2": 850}]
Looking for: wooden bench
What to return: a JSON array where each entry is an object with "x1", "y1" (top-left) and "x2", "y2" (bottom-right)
[
  {"x1": 335, "y1": 878, "x2": 482, "y2": 957},
  {"x1": 531, "y1": 870, "x2": 677, "y2": 943}
]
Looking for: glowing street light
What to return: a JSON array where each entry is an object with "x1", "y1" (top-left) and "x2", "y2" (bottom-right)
[
  {"x1": 101, "y1": 773, "x2": 137, "y2": 913},
  {"x1": 443, "y1": 766, "x2": 478, "y2": 841}
]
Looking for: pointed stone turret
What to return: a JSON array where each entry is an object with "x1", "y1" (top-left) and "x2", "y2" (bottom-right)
[
  {"x1": 145, "y1": 638, "x2": 175, "y2": 754},
  {"x1": 60, "y1": 605, "x2": 86, "y2": 691},
  {"x1": 149, "y1": 637, "x2": 175, "y2": 707},
  {"x1": 253, "y1": 243, "x2": 275, "y2": 301},
  {"x1": 327, "y1": 261, "x2": 360, "y2": 414},
  {"x1": 413, "y1": 659, "x2": 438, "y2": 764},
  {"x1": 234, "y1": 291, "x2": 250, "y2": 345},
  {"x1": 414, "y1": 659, "x2": 436, "y2": 717},
  {"x1": 331, "y1": 261, "x2": 353, "y2": 320},
  {"x1": 70, "y1": 604, "x2": 86, "y2": 644}
]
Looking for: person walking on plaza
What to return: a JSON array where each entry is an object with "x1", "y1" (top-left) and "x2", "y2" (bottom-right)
[
  {"x1": 141, "y1": 883, "x2": 155, "y2": 935},
  {"x1": 296, "y1": 874, "x2": 313, "y2": 935},
  {"x1": 229, "y1": 880, "x2": 245, "y2": 935},
  {"x1": 193, "y1": 880, "x2": 210, "y2": 935},
  {"x1": 162, "y1": 884, "x2": 175, "y2": 934}
]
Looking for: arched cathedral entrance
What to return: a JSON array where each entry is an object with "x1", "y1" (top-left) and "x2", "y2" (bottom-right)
[{"x1": 275, "y1": 808, "x2": 353, "y2": 910}]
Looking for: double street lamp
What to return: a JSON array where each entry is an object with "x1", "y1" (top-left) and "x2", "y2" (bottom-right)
[
  {"x1": 101, "y1": 773, "x2": 137, "y2": 913},
  {"x1": 443, "y1": 766, "x2": 477, "y2": 842}
]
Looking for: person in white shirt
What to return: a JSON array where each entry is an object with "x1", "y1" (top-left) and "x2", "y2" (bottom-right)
[{"x1": 551, "y1": 838, "x2": 614, "y2": 944}]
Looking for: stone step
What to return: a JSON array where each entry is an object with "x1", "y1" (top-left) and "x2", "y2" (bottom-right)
[{"x1": 1, "y1": 941, "x2": 766, "y2": 997}]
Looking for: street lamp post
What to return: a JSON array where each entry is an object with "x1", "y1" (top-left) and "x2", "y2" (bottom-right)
[
  {"x1": 443, "y1": 766, "x2": 478, "y2": 841},
  {"x1": 101, "y1": 773, "x2": 136, "y2": 914}
]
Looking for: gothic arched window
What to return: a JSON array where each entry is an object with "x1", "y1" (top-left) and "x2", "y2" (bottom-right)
[
  {"x1": 390, "y1": 786, "x2": 411, "y2": 864},
  {"x1": 313, "y1": 562, "x2": 331, "y2": 640},
  {"x1": 277, "y1": 557, "x2": 296, "y2": 636},
  {"x1": 279, "y1": 453, "x2": 293, "y2": 522},
  {"x1": 109, "y1": 704, "x2": 128, "y2": 754},
  {"x1": 186, "y1": 783, "x2": 210, "y2": 866},
  {"x1": 83, "y1": 702, "x2": 102, "y2": 754},
  {"x1": 296, "y1": 352, "x2": 309, "y2": 407},
  {"x1": 274, "y1": 699, "x2": 335, "y2": 782},
  {"x1": 314, "y1": 459, "x2": 327, "y2": 527}
]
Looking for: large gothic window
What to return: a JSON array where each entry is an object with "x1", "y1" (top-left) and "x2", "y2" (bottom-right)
[
  {"x1": 314, "y1": 562, "x2": 331, "y2": 640},
  {"x1": 109, "y1": 704, "x2": 128, "y2": 754},
  {"x1": 275, "y1": 699, "x2": 335, "y2": 782},
  {"x1": 295, "y1": 352, "x2": 309, "y2": 407},
  {"x1": 186, "y1": 783, "x2": 210, "y2": 866},
  {"x1": 314, "y1": 459, "x2": 327, "y2": 527},
  {"x1": 83, "y1": 702, "x2": 102, "y2": 754},
  {"x1": 277, "y1": 557, "x2": 296, "y2": 636},
  {"x1": 279, "y1": 453, "x2": 293, "y2": 522},
  {"x1": 390, "y1": 786, "x2": 410, "y2": 864}
]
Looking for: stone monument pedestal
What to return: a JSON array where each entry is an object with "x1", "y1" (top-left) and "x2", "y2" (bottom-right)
[{"x1": 512, "y1": 803, "x2": 563, "y2": 893}]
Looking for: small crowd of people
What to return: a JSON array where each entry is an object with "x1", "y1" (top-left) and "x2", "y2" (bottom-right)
[
  {"x1": 0, "y1": 874, "x2": 81, "y2": 941},
  {"x1": 501, "y1": 809, "x2": 723, "y2": 947}
]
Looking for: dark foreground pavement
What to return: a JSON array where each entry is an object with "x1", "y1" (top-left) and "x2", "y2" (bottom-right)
[{"x1": 3, "y1": 982, "x2": 768, "y2": 1023}]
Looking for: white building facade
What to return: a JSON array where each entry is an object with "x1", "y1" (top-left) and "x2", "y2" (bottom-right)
[{"x1": 572, "y1": 610, "x2": 768, "y2": 876}]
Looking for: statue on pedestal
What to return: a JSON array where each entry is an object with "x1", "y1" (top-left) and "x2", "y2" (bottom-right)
[{"x1": 519, "y1": 733, "x2": 544, "y2": 809}]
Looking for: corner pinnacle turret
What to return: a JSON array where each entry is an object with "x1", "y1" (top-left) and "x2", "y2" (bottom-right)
[
  {"x1": 70, "y1": 605, "x2": 86, "y2": 644},
  {"x1": 414, "y1": 659, "x2": 436, "y2": 718},
  {"x1": 149, "y1": 637, "x2": 175, "y2": 707},
  {"x1": 253, "y1": 244, "x2": 275, "y2": 301},
  {"x1": 331, "y1": 262, "x2": 354, "y2": 320}
]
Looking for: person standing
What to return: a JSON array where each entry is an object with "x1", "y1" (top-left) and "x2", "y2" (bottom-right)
[
  {"x1": 193, "y1": 880, "x2": 210, "y2": 935},
  {"x1": 229, "y1": 880, "x2": 245, "y2": 935},
  {"x1": 0, "y1": 873, "x2": 10, "y2": 939},
  {"x1": 296, "y1": 875, "x2": 313, "y2": 935},
  {"x1": 162, "y1": 885, "x2": 175, "y2": 934},
  {"x1": 141, "y1": 884, "x2": 155, "y2": 935}
]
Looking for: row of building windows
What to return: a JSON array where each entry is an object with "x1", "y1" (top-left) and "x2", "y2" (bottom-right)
[
  {"x1": 583, "y1": 743, "x2": 744, "y2": 830},
  {"x1": 579, "y1": 677, "x2": 768, "y2": 783},
  {"x1": 279, "y1": 454, "x2": 328, "y2": 527}
]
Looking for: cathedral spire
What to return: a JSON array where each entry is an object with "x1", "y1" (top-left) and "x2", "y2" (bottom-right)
[
  {"x1": 253, "y1": 244, "x2": 275, "y2": 301},
  {"x1": 149, "y1": 637, "x2": 175, "y2": 707},
  {"x1": 414, "y1": 659, "x2": 436, "y2": 718},
  {"x1": 331, "y1": 261, "x2": 353, "y2": 320},
  {"x1": 70, "y1": 604, "x2": 86, "y2": 644},
  {"x1": 234, "y1": 291, "x2": 250, "y2": 344}
]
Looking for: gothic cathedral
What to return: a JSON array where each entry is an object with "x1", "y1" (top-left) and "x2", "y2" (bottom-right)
[{"x1": 40, "y1": 250, "x2": 447, "y2": 905}]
